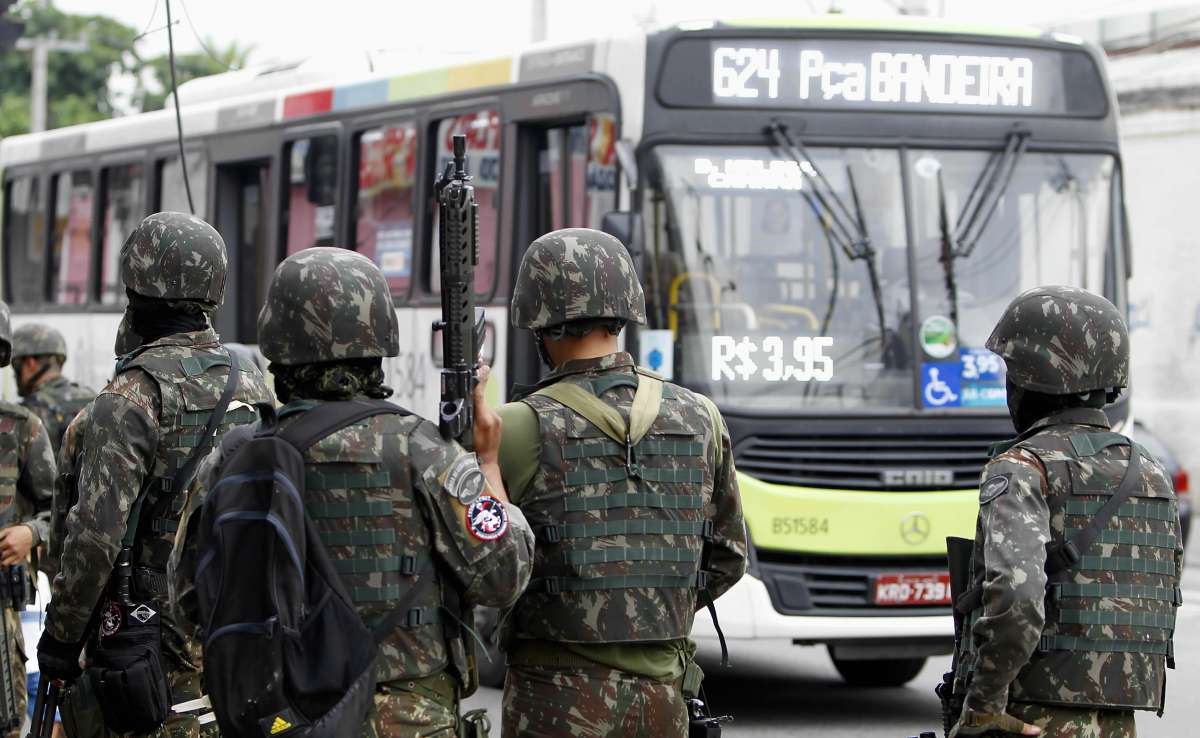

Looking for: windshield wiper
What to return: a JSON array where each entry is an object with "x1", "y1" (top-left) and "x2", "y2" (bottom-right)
[
  {"x1": 939, "y1": 128, "x2": 1030, "y2": 326},
  {"x1": 768, "y1": 121, "x2": 887, "y2": 355}
]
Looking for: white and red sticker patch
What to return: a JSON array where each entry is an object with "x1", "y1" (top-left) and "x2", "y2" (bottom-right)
[
  {"x1": 99, "y1": 601, "x2": 122, "y2": 638},
  {"x1": 466, "y1": 495, "x2": 509, "y2": 541}
]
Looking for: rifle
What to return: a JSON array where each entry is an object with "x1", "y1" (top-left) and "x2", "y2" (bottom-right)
[
  {"x1": 936, "y1": 536, "x2": 976, "y2": 738},
  {"x1": 434, "y1": 133, "x2": 487, "y2": 446},
  {"x1": 0, "y1": 565, "x2": 30, "y2": 732},
  {"x1": 26, "y1": 677, "x2": 60, "y2": 738}
]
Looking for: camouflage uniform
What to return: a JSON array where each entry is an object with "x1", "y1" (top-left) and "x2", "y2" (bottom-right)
[
  {"x1": 50, "y1": 403, "x2": 117, "y2": 738},
  {"x1": 951, "y1": 286, "x2": 1182, "y2": 738},
  {"x1": 12, "y1": 324, "x2": 96, "y2": 456},
  {"x1": 40, "y1": 212, "x2": 275, "y2": 738},
  {"x1": 500, "y1": 229, "x2": 747, "y2": 738},
  {"x1": 0, "y1": 303, "x2": 56, "y2": 738},
  {"x1": 172, "y1": 248, "x2": 534, "y2": 738},
  {"x1": 13, "y1": 324, "x2": 97, "y2": 581}
]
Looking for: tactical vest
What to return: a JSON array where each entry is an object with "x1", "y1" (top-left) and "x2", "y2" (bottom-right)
[
  {"x1": 279, "y1": 404, "x2": 464, "y2": 684},
  {"x1": 116, "y1": 348, "x2": 268, "y2": 599},
  {"x1": 24, "y1": 378, "x2": 95, "y2": 455},
  {"x1": 1007, "y1": 427, "x2": 1180, "y2": 711},
  {"x1": 512, "y1": 369, "x2": 716, "y2": 643},
  {"x1": 0, "y1": 404, "x2": 34, "y2": 530}
]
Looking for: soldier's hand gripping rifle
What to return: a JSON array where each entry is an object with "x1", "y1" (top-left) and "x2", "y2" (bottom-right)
[{"x1": 435, "y1": 134, "x2": 488, "y2": 445}]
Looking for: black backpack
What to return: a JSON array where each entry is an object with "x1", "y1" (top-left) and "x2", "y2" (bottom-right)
[{"x1": 194, "y1": 400, "x2": 415, "y2": 738}]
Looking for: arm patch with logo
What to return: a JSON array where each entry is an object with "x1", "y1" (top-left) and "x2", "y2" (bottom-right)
[
  {"x1": 442, "y1": 452, "x2": 486, "y2": 505},
  {"x1": 979, "y1": 474, "x2": 1011, "y2": 504}
]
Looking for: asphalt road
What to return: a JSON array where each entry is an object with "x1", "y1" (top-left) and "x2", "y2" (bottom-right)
[{"x1": 464, "y1": 522, "x2": 1199, "y2": 737}]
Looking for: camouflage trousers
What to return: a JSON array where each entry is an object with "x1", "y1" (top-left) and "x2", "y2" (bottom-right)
[
  {"x1": 2, "y1": 609, "x2": 26, "y2": 738},
  {"x1": 361, "y1": 673, "x2": 459, "y2": 738},
  {"x1": 1009, "y1": 702, "x2": 1137, "y2": 738},
  {"x1": 502, "y1": 664, "x2": 687, "y2": 738}
]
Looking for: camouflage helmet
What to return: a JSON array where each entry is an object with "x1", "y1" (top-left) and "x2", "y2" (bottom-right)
[
  {"x1": 511, "y1": 228, "x2": 646, "y2": 331},
  {"x1": 986, "y1": 285, "x2": 1129, "y2": 395},
  {"x1": 0, "y1": 301, "x2": 10, "y2": 367},
  {"x1": 121, "y1": 211, "x2": 227, "y2": 308},
  {"x1": 258, "y1": 247, "x2": 399, "y2": 366},
  {"x1": 12, "y1": 324, "x2": 67, "y2": 361}
]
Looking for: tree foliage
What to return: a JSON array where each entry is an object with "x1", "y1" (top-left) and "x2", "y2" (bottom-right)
[{"x1": 0, "y1": 0, "x2": 250, "y2": 138}]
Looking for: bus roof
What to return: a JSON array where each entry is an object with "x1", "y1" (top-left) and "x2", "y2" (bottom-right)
[{"x1": 0, "y1": 15, "x2": 1062, "y2": 169}]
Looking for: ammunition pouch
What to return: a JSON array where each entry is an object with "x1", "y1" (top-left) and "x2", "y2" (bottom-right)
[
  {"x1": 87, "y1": 597, "x2": 170, "y2": 734},
  {"x1": 0, "y1": 565, "x2": 30, "y2": 611}
]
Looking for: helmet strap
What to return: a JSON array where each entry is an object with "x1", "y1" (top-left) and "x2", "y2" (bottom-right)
[
  {"x1": 16, "y1": 357, "x2": 52, "y2": 397},
  {"x1": 534, "y1": 331, "x2": 557, "y2": 369}
]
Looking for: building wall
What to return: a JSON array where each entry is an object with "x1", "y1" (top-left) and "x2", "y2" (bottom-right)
[{"x1": 1120, "y1": 111, "x2": 1200, "y2": 476}]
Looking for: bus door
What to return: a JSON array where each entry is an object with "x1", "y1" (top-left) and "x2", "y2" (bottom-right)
[
  {"x1": 506, "y1": 110, "x2": 620, "y2": 389},
  {"x1": 213, "y1": 159, "x2": 270, "y2": 343}
]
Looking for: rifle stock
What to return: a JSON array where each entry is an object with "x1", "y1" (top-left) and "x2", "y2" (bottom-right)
[{"x1": 435, "y1": 134, "x2": 486, "y2": 446}]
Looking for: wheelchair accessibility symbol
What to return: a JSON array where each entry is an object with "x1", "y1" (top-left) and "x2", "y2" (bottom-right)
[{"x1": 921, "y1": 363, "x2": 962, "y2": 408}]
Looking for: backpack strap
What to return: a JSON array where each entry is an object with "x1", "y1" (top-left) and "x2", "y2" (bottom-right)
[
  {"x1": 123, "y1": 351, "x2": 241, "y2": 548},
  {"x1": 1045, "y1": 436, "x2": 1142, "y2": 577},
  {"x1": 276, "y1": 399, "x2": 410, "y2": 452}
]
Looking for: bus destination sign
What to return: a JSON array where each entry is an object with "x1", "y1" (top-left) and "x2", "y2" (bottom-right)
[{"x1": 656, "y1": 38, "x2": 1104, "y2": 116}]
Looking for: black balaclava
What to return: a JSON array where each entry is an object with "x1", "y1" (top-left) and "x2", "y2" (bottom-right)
[
  {"x1": 271, "y1": 358, "x2": 393, "y2": 404},
  {"x1": 126, "y1": 290, "x2": 209, "y2": 346},
  {"x1": 1006, "y1": 378, "x2": 1108, "y2": 434}
]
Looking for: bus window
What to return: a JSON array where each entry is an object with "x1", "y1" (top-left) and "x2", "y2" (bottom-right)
[
  {"x1": 49, "y1": 171, "x2": 95, "y2": 306},
  {"x1": 99, "y1": 163, "x2": 145, "y2": 305},
  {"x1": 536, "y1": 113, "x2": 618, "y2": 234},
  {"x1": 159, "y1": 151, "x2": 209, "y2": 215},
  {"x1": 430, "y1": 109, "x2": 500, "y2": 296},
  {"x1": 3, "y1": 176, "x2": 45, "y2": 305},
  {"x1": 355, "y1": 122, "x2": 417, "y2": 299},
  {"x1": 283, "y1": 135, "x2": 338, "y2": 256}
]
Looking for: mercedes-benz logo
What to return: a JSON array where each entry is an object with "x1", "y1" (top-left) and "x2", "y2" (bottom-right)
[{"x1": 900, "y1": 512, "x2": 931, "y2": 545}]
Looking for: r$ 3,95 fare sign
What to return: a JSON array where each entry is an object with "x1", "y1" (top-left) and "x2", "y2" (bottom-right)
[{"x1": 711, "y1": 336, "x2": 833, "y2": 382}]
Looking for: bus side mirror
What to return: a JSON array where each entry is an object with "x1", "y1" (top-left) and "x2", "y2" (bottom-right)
[{"x1": 600, "y1": 210, "x2": 643, "y2": 260}]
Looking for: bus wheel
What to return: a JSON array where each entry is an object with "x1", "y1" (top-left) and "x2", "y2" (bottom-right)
[{"x1": 829, "y1": 652, "x2": 926, "y2": 687}]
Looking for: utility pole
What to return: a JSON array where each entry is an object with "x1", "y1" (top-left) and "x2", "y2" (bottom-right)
[
  {"x1": 15, "y1": 33, "x2": 87, "y2": 133},
  {"x1": 531, "y1": 0, "x2": 547, "y2": 43}
]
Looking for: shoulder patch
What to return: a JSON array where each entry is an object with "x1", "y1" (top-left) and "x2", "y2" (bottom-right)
[
  {"x1": 443, "y1": 452, "x2": 486, "y2": 504},
  {"x1": 979, "y1": 474, "x2": 1011, "y2": 504},
  {"x1": 465, "y1": 495, "x2": 508, "y2": 541}
]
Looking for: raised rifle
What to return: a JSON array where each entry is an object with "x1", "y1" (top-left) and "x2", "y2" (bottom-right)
[{"x1": 434, "y1": 133, "x2": 487, "y2": 445}]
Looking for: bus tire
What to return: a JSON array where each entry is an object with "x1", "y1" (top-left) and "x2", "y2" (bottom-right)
[{"x1": 829, "y1": 652, "x2": 926, "y2": 687}]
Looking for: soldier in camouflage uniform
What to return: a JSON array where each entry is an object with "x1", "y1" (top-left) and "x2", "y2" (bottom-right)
[
  {"x1": 172, "y1": 247, "x2": 534, "y2": 738},
  {"x1": 37, "y1": 211, "x2": 275, "y2": 738},
  {"x1": 950, "y1": 286, "x2": 1183, "y2": 738},
  {"x1": 498, "y1": 228, "x2": 747, "y2": 738},
  {"x1": 12, "y1": 323, "x2": 96, "y2": 456},
  {"x1": 0, "y1": 301, "x2": 56, "y2": 738},
  {"x1": 12, "y1": 324, "x2": 97, "y2": 583}
]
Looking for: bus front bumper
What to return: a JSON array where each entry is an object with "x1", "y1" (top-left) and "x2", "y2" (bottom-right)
[{"x1": 691, "y1": 572, "x2": 954, "y2": 657}]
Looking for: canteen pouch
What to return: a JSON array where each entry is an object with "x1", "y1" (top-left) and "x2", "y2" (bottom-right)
[{"x1": 87, "y1": 598, "x2": 171, "y2": 734}]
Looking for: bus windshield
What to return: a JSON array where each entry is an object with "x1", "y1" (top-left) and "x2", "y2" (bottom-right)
[{"x1": 649, "y1": 145, "x2": 1119, "y2": 412}]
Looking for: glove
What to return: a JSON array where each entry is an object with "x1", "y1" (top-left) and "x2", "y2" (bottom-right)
[
  {"x1": 949, "y1": 710, "x2": 1042, "y2": 737},
  {"x1": 36, "y1": 630, "x2": 84, "y2": 682}
]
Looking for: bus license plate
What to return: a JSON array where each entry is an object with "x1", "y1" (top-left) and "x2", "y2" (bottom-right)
[{"x1": 873, "y1": 573, "x2": 952, "y2": 606}]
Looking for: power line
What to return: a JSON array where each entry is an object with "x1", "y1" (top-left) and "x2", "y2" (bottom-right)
[
  {"x1": 177, "y1": 0, "x2": 240, "y2": 71},
  {"x1": 165, "y1": 0, "x2": 195, "y2": 215}
]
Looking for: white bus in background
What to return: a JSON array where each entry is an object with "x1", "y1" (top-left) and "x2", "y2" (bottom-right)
[{"x1": 1, "y1": 16, "x2": 1130, "y2": 686}]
